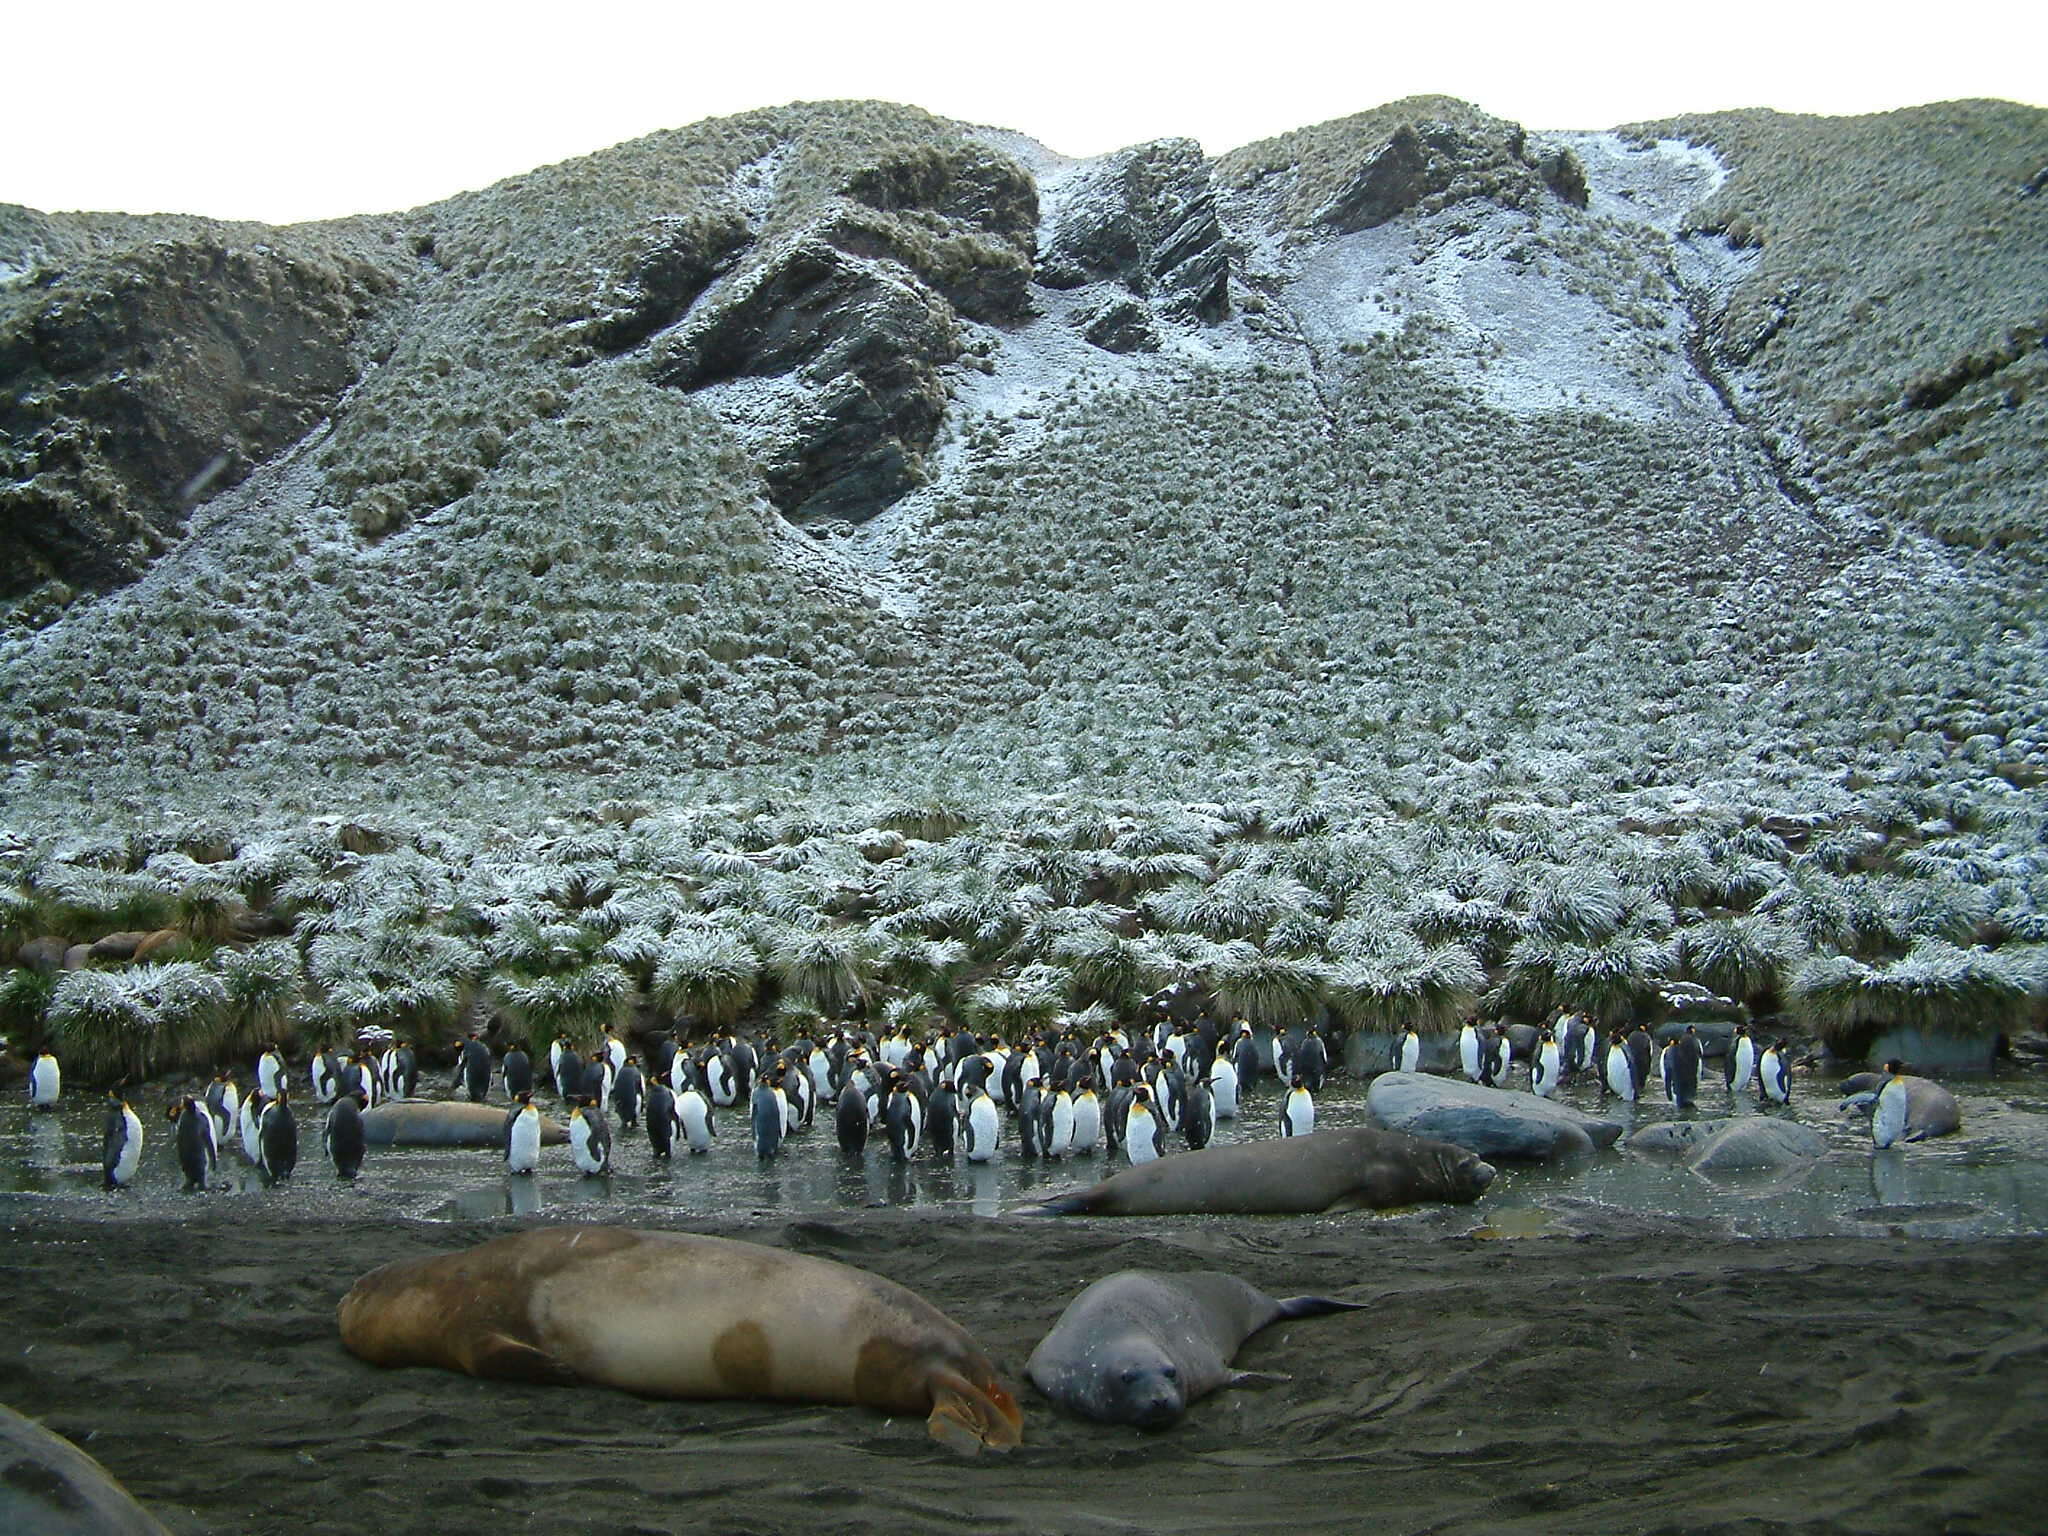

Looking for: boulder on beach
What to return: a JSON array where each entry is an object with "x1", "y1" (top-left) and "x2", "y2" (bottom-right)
[
  {"x1": 1627, "y1": 1119, "x2": 1735, "y2": 1155},
  {"x1": 1366, "y1": 1072, "x2": 1623, "y2": 1161}
]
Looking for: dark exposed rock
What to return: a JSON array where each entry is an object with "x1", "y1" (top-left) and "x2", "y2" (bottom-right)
[
  {"x1": 575, "y1": 209, "x2": 752, "y2": 356},
  {"x1": 1311, "y1": 118, "x2": 1570, "y2": 233},
  {"x1": 1536, "y1": 146, "x2": 1589, "y2": 208},
  {"x1": 651, "y1": 236, "x2": 958, "y2": 523},
  {"x1": 1038, "y1": 138, "x2": 1230, "y2": 323},
  {"x1": 1080, "y1": 294, "x2": 1160, "y2": 354},
  {"x1": 0, "y1": 234, "x2": 399, "y2": 604},
  {"x1": 841, "y1": 142, "x2": 1039, "y2": 324}
]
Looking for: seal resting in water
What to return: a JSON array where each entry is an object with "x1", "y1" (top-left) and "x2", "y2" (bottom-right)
[
  {"x1": 1027, "y1": 1270, "x2": 1365, "y2": 1428},
  {"x1": 336, "y1": 1226, "x2": 1021, "y2": 1454},
  {"x1": 1026, "y1": 1127, "x2": 1494, "y2": 1215}
]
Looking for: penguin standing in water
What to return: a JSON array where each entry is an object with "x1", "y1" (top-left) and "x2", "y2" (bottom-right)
[
  {"x1": 102, "y1": 1091, "x2": 142, "y2": 1190},
  {"x1": 1040, "y1": 1085, "x2": 1076, "y2": 1160},
  {"x1": 1208, "y1": 1050, "x2": 1240, "y2": 1118},
  {"x1": 1458, "y1": 1020, "x2": 1485, "y2": 1083},
  {"x1": 1529, "y1": 1028, "x2": 1562, "y2": 1100},
  {"x1": 325, "y1": 1090, "x2": 368, "y2": 1180},
  {"x1": 569, "y1": 1099, "x2": 613, "y2": 1175},
  {"x1": 1758, "y1": 1039, "x2": 1792, "y2": 1105},
  {"x1": 645, "y1": 1080, "x2": 679, "y2": 1159},
  {"x1": 884, "y1": 1079, "x2": 923, "y2": 1161},
  {"x1": 1725, "y1": 1024, "x2": 1758, "y2": 1096},
  {"x1": 259, "y1": 1090, "x2": 298, "y2": 1180},
  {"x1": 1393, "y1": 1025, "x2": 1422, "y2": 1075},
  {"x1": 1871, "y1": 1059, "x2": 1912, "y2": 1150},
  {"x1": 611, "y1": 1056, "x2": 644, "y2": 1132},
  {"x1": 927, "y1": 1078, "x2": 959, "y2": 1157},
  {"x1": 1667, "y1": 1026, "x2": 1703, "y2": 1110},
  {"x1": 505, "y1": 1092, "x2": 544, "y2": 1174},
  {"x1": 1558, "y1": 1013, "x2": 1592, "y2": 1079},
  {"x1": 169, "y1": 1096, "x2": 217, "y2": 1190},
  {"x1": 27, "y1": 1051, "x2": 61, "y2": 1109},
  {"x1": 751, "y1": 1073, "x2": 785, "y2": 1161},
  {"x1": 1018, "y1": 1078, "x2": 1044, "y2": 1160},
  {"x1": 1070, "y1": 1081, "x2": 1102, "y2": 1153},
  {"x1": 679, "y1": 1080, "x2": 716, "y2": 1154},
  {"x1": 1603, "y1": 1031, "x2": 1639, "y2": 1102},
  {"x1": 961, "y1": 1083, "x2": 1000, "y2": 1163},
  {"x1": 1625, "y1": 1023, "x2": 1655, "y2": 1095},
  {"x1": 833, "y1": 1080, "x2": 868, "y2": 1156},
  {"x1": 1125, "y1": 1085, "x2": 1165, "y2": 1164},
  {"x1": 1280, "y1": 1076, "x2": 1316, "y2": 1137}
]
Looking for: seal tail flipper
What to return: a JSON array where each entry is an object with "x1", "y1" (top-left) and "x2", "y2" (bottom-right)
[
  {"x1": 925, "y1": 1370, "x2": 1023, "y2": 1455},
  {"x1": 1275, "y1": 1295, "x2": 1371, "y2": 1320},
  {"x1": 1020, "y1": 1188, "x2": 1093, "y2": 1216}
]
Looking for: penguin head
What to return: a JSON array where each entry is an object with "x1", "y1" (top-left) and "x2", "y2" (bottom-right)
[
  {"x1": 1104, "y1": 1346, "x2": 1186, "y2": 1429},
  {"x1": 1884, "y1": 1058, "x2": 1907, "y2": 1078}
]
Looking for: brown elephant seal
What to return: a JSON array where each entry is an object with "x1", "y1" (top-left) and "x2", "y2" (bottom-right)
[
  {"x1": 360, "y1": 1100, "x2": 566, "y2": 1147},
  {"x1": 1, "y1": 1401, "x2": 170, "y2": 1534},
  {"x1": 1027, "y1": 1270, "x2": 1364, "y2": 1428},
  {"x1": 1027, "y1": 1127, "x2": 1494, "y2": 1215},
  {"x1": 337, "y1": 1226, "x2": 1022, "y2": 1454},
  {"x1": 1837, "y1": 1072, "x2": 1962, "y2": 1141}
]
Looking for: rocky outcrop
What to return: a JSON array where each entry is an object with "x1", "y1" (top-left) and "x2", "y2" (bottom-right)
[
  {"x1": 1038, "y1": 138, "x2": 1230, "y2": 326},
  {"x1": 1366, "y1": 1072, "x2": 1623, "y2": 1161},
  {"x1": 0, "y1": 231, "x2": 399, "y2": 604},
  {"x1": 1311, "y1": 119, "x2": 1571, "y2": 233},
  {"x1": 651, "y1": 237, "x2": 959, "y2": 524},
  {"x1": 647, "y1": 140, "x2": 1036, "y2": 525}
]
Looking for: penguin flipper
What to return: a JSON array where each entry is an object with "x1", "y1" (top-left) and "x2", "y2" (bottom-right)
[
  {"x1": 464, "y1": 1332, "x2": 580, "y2": 1385},
  {"x1": 924, "y1": 1369, "x2": 1022, "y2": 1454}
]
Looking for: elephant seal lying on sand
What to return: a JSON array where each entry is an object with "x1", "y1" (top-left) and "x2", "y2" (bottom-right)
[
  {"x1": 1027, "y1": 1270, "x2": 1365, "y2": 1428},
  {"x1": 1027, "y1": 1127, "x2": 1494, "y2": 1215},
  {"x1": 338, "y1": 1226, "x2": 1022, "y2": 1453},
  {"x1": 360, "y1": 1100, "x2": 566, "y2": 1147}
]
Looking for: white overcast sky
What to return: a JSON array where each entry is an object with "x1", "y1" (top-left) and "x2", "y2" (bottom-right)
[{"x1": 8, "y1": 1, "x2": 2044, "y2": 225}]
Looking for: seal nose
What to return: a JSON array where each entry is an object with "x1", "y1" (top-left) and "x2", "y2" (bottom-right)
[{"x1": 1471, "y1": 1158, "x2": 1497, "y2": 1191}]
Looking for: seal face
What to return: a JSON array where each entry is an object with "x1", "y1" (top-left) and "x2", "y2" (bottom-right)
[
  {"x1": 336, "y1": 1226, "x2": 1022, "y2": 1455},
  {"x1": 1026, "y1": 1270, "x2": 1365, "y2": 1429}
]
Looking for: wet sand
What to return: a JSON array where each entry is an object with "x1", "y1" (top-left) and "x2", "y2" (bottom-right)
[{"x1": 2, "y1": 1206, "x2": 2043, "y2": 1535}]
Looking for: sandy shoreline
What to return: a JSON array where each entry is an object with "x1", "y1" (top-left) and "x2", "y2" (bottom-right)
[{"x1": 2, "y1": 1206, "x2": 2042, "y2": 1535}]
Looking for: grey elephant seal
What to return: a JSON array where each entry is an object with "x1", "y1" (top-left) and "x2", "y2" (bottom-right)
[
  {"x1": 1027, "y1": 1270, "x2": 1365, "y2": 1428},
  {"x1": 0, "y1": 1401, "x2": 170, "y2": 1534},
  {"x1": 360, "y1": 1100, "x2": 566, "y2": 1147},
  {"x1": 1837, "y1": 1072, "x2": 1961, "y2": 1141},
  {"x1": 1028, "y1": 1127, "x2": 1494, "y2": 1215},
  {"x1": 337, "y1": 1225, "x2": 1022, "y2": 1453}
]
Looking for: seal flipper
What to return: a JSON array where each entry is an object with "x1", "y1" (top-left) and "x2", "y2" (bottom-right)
[
  {"x1": 464, "y1": 1332, "x2": 581, "y2": 1385},
  {"x1": 1225, "y1": 1369, "x2": 1293, "y2": 1390},
  {"x1": 1022, "y1": 1188, "x2": 1095, "y2": 1216},
  {"x1": 1274, "y1": 1294, "x2": 1369, "y2": 1320},
  {"x1": 925, "y1": 1369, "x2": 1023, "y2": 1455}
]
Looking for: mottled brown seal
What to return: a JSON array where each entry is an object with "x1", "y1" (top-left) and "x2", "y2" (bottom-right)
[
  {"x1": 336, "y1": 1226, "x2": 1021, "y2": 1453},
  {"x1": 359, "y1": 1100, "x2": 566, "y2": 1147},
  {"x1": 1028, "y1": 1126, "x2": 1494, "y2": 1215}
]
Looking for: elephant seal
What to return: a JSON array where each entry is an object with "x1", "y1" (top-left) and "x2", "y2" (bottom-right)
[
  {"x1": 1027, "y1": 1270, "x2": 1364, "y2": 1428},
  {"x1": 360, "y1": 1100, "x2": 566, "y2": 1148},
  {"x1": 1027, "y1": 1127, "x2": 1493, "y2": 1215},
  {"x1": 1837, "y1": 1073, "x2": 1961, "y2": 1141},
  {"x1": 337, "y1": 1226, "x2": 1021, "y2": 1454},
  {"x1": 0, "y1": 1400, "x2": 170, "y2": 1534}
]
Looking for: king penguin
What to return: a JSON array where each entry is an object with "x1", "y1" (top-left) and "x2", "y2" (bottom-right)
[
  {"x1": 962, "y1": 1083, "x2": 1000, "y2": 1163},
  {"x1": 1394, "y1": 1025, "x2": 1422, "y2": 1075},
  {"x1": 27, "y1": 1051, "x2": 61, "y2": 1109},
  {"x1": 170, "y1": 1095, "x2": 217, "y2": 1190},
  {"x1": 1125, "y1": 1084, "x2": 1165, "y2": 1164},
  {"x1": 1182, "y1": 1074, "x2": 1215, "y2": 1150},
  {"x1": 1603, "y1": 1034, "x2": 1638, "y2": 1102},
  {"x1": 259, "y1": 1090, "x2": 298, "y2": 1180},
  {"x1": 1667, "y1": 1025, "x2": 1703, "y2": 1110},
  {"x1": 325, "y1": 1090, "x2": 368, "y2": 1181},
  {"x1": 884, "y1": 1079, "x2": 923, "y2": 1161},
  {"x1": 1070, "y1": 1081, "x2": 1102, "y2": 1153},
  {"x1": 570, "y1": 1098, "x2": 613, "y2": 1175},
  {"x1": 1759, "y1": 1039, "x2": 1792, "y2": 1105},
  {"x1": 833, "y1": 1079, "x2": 867, "y2": 1156},
  {"x1": 679, "y1": 1082, "x2": 716, "y2": 1153},
  {"x1": 1530, "y1": 1028, "x2": 1562, "y2": 1099},
  {"x1": 750, "y1": 1074, "x2": 785, "y2": 1161},
  {"x1": 1280, "y1": 1077, "x2": 1316, "y2": 1137},
  {"x1": 102, "y1": 1091, "x2": 142, "y2": 1190},
  {"x1": 645, "y1": 1080, "x2": 679, "y2": 1159},
  {"x1": 1208, "y1": 1051, "x2": 1240, "y2": 1119},
  {"x1": 256, "y1": 1044, "x2": 285, "y2": 1100},
  {"x1": 1871, "y1": 1059, "x2": 1911, "y2": 1149},
  {"x1": 1458, "y1": 1020, "x2": 1484, "y2": 1083},
  {"x1": 1725, "y1": 1023, "x2": 1758, "y2": 1096},
  {"x1": 505, "y1": 1092, "x2": 543, "y2": 1174}
]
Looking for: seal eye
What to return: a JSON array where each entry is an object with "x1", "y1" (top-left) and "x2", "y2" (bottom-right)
[
  {"x1": 1120, "y1": 1368, "x2": 1139, "y2": 1384},
  {"x1": 1161, "y1": 1365, "x2": 1177, "y2": 1380}
]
